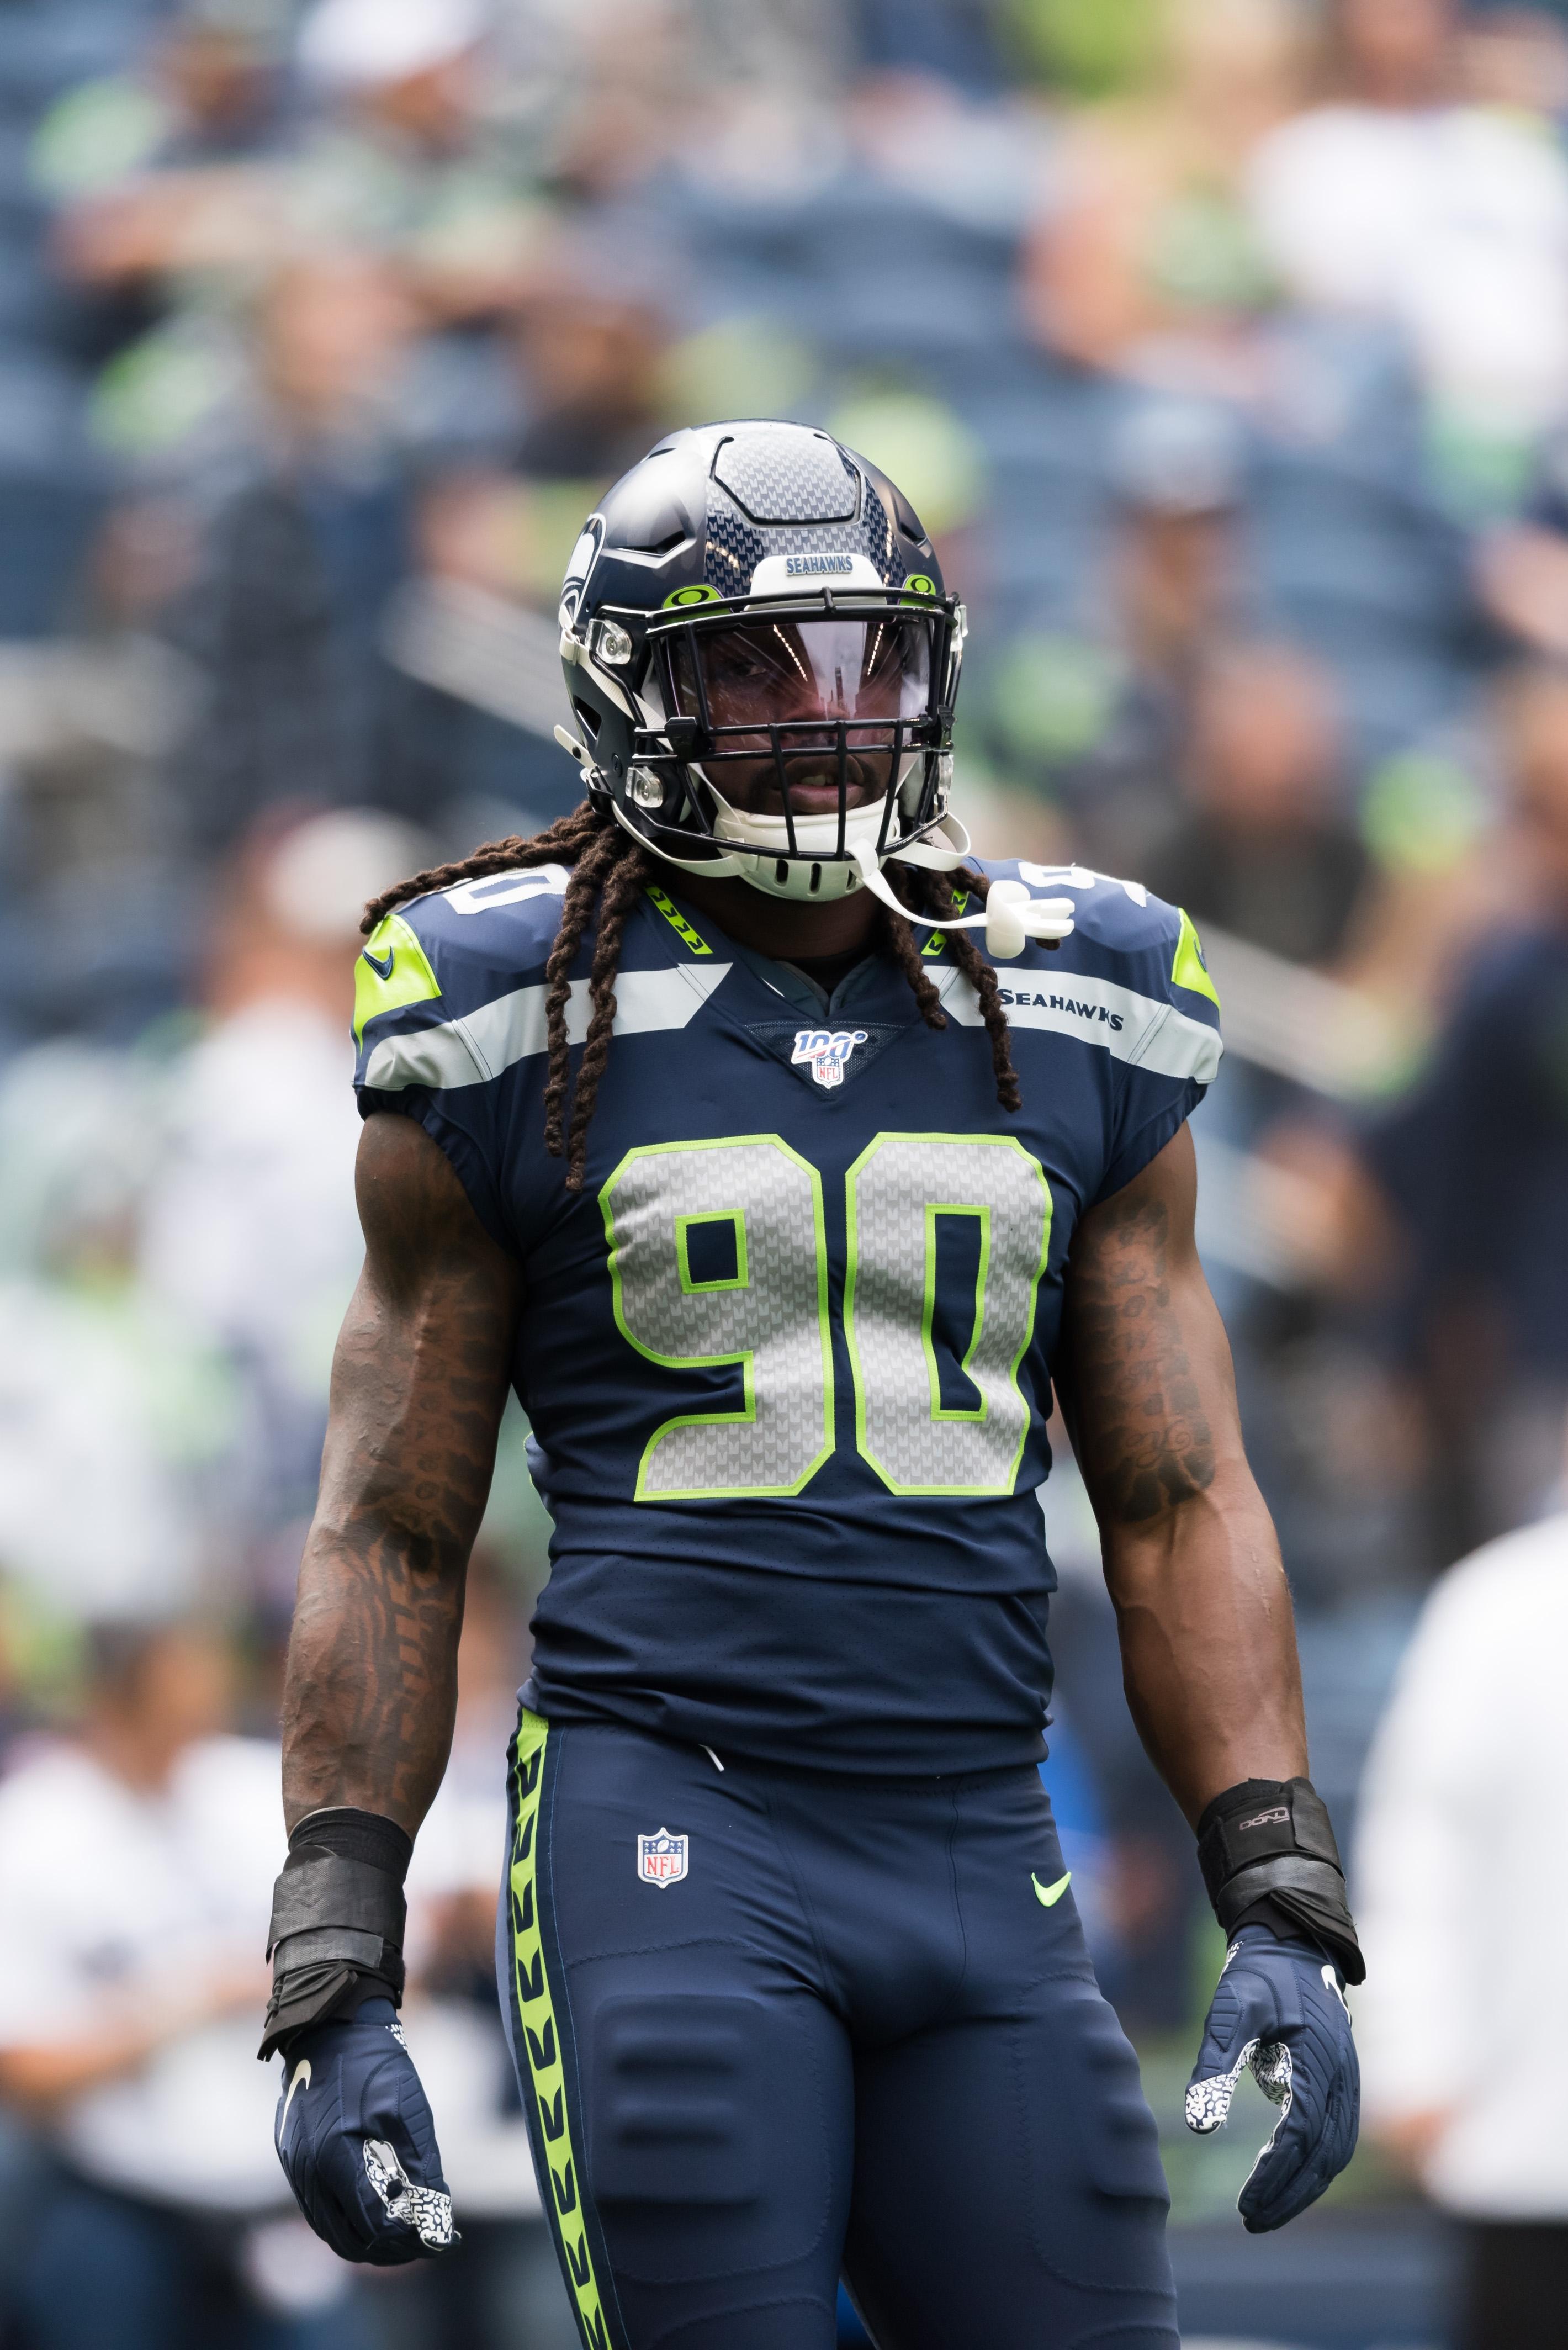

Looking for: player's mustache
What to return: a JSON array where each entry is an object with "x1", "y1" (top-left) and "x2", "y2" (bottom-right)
[{"x1": 724, "y1": 743, "x2": 898, "y2": 808}]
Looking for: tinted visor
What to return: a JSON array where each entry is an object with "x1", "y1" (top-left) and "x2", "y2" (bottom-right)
[{"x1": 668, "y1": 615, "x2": 933, "y2": 754}]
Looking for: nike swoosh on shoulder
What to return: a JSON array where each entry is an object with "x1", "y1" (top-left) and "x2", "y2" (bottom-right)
[
  {"x1": 362, "y1": 946, "x2": 395, "y2": 980},
  {"x1": 1032, "y1": 1871, "x2": 1072, "y2": 1908}
]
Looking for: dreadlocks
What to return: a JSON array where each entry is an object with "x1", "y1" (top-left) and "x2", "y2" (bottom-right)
[{"x1": 363, "y1": 802, "x2": 1022, "y2": 1189}]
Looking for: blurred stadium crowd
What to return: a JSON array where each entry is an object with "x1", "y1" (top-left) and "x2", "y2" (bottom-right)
[{"x1": 2, "y1": 0, "x2": 1568, "y2": 2341}]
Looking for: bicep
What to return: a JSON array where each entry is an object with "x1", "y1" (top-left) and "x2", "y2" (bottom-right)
[
  {"x1": 1056, "y1": 1123, "x2": 1244, "y2": 1529},
  {"x1": 284, "y1": 1118, "x2": 524, "y2": 1828},
  {"x1": 317, "y1": 1113, "x2": 524, "y2": 1542}
]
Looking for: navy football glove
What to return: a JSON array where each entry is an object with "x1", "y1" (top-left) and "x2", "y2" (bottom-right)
[
  {"x1": 274, "y1": 1998, "x2": 456, "y2": 2264},
  {"x1": 1185, "y1": 1926, "x2": 1359, "y2": 2232}
]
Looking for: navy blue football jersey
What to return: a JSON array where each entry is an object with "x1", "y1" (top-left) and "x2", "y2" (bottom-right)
[{"x1": 352, "y1": 858, "x2": 1222, "y2": 1773}]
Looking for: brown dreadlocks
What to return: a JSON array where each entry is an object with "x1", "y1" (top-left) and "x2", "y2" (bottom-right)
[{"x1": 363, "y1": 801, "x2": 1021, "y2": 1190}]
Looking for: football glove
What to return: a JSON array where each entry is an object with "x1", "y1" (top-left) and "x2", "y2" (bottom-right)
[
  {"x1": 1185, "y1": 1926, "x2": 1359, "y2": 2232},
  {"x1": 274, "y1": 1997, "x2": 455, "y2": 2264}
]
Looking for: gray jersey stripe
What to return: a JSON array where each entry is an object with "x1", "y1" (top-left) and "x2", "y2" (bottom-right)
[
  {"x1": 934, "y1": 967, "x2": 1221, "y2": 1084},
  {"x1": 363, "y1": 964, "x2": 733, "y2": 1093}
]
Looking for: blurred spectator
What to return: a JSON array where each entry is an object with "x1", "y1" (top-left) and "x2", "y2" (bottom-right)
[
  {"x1": 511, "y1": 273, "x2": 670, "y2": 483},
  {"x1": 1248, "y1": 0, "x2": 1568, "y2": 495},
  {"x1": 1143, "y1": 638, "x2": 1374, "y2": 966},
  {"x1": 1039, "y1": 395, "x2": 1252, "y2": 874},
  {"x1": 1366, "y1": 662, "x2": 1568, "y2": 1556},
  {"x1": 157, "y1": 252, "x2": 425, "y2": 844},
  {"x1": 0, "y1": 1617, "x2": 362, "y2": 2350},
  {"x1": 139, "y1": 808, "x2": 430, "y2": 1579},
  {"x1": 45, "y1": 2, "x2": 296, "y2": 324},
  {"x1": 292, "y1": 0, "x2": 548, "y2": 317},
  {"x1": 1355, "y1": 1500, "x2": 1568, "y2": 2349},
  {"x1": 0, "y1": 1043, "x2": 222, "y2": 1619},
  {"x1": 52, "y1": 0, "x2": 542, "y2": 316},
  {"x1": 1022, "y1": 0, "x2": 1301, "y2": 385}
]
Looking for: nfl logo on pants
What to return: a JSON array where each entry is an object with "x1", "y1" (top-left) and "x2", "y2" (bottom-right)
[{"x1": 637, "y1": 1828, "x2": 688, "y2": 1887}]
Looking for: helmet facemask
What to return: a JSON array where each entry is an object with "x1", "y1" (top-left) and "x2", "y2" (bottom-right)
[{"x1": 566, "y1": 585, "x2": 968, "y2": 904}]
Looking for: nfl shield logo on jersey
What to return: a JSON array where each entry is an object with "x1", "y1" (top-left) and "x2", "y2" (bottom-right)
[
  {"x1": 637, "y1": 1828, "x2": 688, "y2": 1888},
  {"x1": 792, "y1": 1028, "x2": 869, "y2": 1089}
]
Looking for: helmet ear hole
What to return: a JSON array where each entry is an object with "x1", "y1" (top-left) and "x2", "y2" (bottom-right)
[
  {"x1": 891, "y1": 484, "x2": 929, "y2": 547},
  {"x1": 572, "y1": 699, "x2": 602, "y2": 743}
]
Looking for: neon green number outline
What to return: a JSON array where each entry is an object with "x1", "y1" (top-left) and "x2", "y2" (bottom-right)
[
  {"x1": 845, "y1": 1132, "x2": 1052, "y2": 1497},
  {"x1": 922, "y1": 1203, "x2": 990, "y2": 1424},
  {"x1": 600, "y1": 1135, "x2": 834, "y2": 1502},
  {"x1": 676, "y1": 1209, "x2": 749, "y2": 1294}
]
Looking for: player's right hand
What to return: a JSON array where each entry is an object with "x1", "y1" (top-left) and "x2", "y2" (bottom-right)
[{"x1": 274, "y1": 1998, "x2": 456, "y2": 2264}]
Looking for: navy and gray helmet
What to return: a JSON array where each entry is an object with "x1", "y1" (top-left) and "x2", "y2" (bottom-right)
[{"x1": 554, "y1": 418, "x2": 971, "y2": 907}]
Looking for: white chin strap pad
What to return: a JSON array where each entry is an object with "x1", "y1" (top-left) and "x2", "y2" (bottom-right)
[
  {"x1": 968, "y1": 877, "x2": 1076, "y2": 959},
  {"x1": 854, "y1": 852, "x2": 1076, "y2": 959}
]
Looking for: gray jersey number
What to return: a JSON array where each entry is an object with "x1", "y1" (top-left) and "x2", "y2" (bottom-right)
[
  {"x1": 601, "y1": 1136, "x2": 834, "y2": 1501},
  {"x1": 601, "y1": 1131, "x2": 1051, "y2": 1502},
  {"x1": 846, "y1": 1135, "x2": 1052, "y2": 1495}
]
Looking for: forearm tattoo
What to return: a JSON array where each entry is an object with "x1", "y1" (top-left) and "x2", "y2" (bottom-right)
[
  {"x1": 1063, "y1": 1184, "x2": 1216, "y2": 1525},
  {"x1": 281, "y1": 1121, "x2": 520, "y2": 1830}
]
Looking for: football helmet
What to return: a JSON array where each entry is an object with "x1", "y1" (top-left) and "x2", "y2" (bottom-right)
[{"x1": 553, "y1": 418, "x2": 1071, "y2": 952}]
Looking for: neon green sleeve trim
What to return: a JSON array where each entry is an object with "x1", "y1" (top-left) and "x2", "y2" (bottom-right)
[
  {"x1": 1170, "y1": 907, "x2": 1220, "y2": 1012},
  {"x1": 353, "y1": 913, "x2": 442, "y2": 1044}
]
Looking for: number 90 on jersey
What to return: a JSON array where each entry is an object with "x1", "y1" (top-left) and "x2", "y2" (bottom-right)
[{"x1": 599, "y1": 1134, "x2": 1052, "y2": 1503}]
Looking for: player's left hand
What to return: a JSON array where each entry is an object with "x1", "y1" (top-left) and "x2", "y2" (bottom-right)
[
  {"x1": 274, "y1": 1998, "x2": 456, "y2": 2264},
  {"x1": 1184, "y1": 1925, "x2": 1359, "y2": 2232}
]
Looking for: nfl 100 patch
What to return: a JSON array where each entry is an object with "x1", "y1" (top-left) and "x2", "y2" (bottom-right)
[
  {"x1": 637, "y1": 1828, "x2": 689, "y2": 1887},
  {"x1": 792, "y1": 1028, "x2": 869, "y2": 1090}
]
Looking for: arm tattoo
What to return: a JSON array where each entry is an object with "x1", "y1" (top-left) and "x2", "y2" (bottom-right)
[
  {"x1": 1062, "y1": 1184, "x2": 1216, "y2": 1525},
  {"x1": 281, "y1": 1115, "x2": 522, "y2": 1831}
]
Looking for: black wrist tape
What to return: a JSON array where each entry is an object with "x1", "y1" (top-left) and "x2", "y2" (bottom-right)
[
  {"x1": 258, "y1": 1808, "x2": 413, "y2": 2060},
  {"x1": 1196, "y1": 1776, "x2": 1365, "y2": 1986}
]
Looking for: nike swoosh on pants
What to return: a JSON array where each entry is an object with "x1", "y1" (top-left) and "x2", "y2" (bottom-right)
[{"x1": 1032, "y1": 1871, "x2": 1072, "y2": 1908}]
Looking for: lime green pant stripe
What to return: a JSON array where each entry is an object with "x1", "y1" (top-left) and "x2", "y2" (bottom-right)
[{"x1": 511, "y1": 1711, "x2": 611, "y2": 2350}]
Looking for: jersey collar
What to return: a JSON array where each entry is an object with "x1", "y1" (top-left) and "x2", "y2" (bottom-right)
[{"x1": 633, "y1": 882, "x2": 909, "y2": 1024}]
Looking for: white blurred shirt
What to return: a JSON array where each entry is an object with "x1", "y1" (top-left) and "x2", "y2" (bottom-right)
[
  {"x1": 1249, "y1": 104, "x2": 1568, "y2": 436},
  {"x1": 0, "y1": 1717, "x2": 541, "y2": 2221},
  {"x1": 139, "y1": 997, "x2": 364, "y2": 1410},
  {"x1": 0, "y1": 1735, "x2": 285, "y2": 2212},
  {"x1": 1353, "y1": 1512, "x2": 1568, "y2": 2216}
]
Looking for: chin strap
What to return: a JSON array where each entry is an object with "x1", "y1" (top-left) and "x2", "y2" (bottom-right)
[
  {"x1": 857, "y1": 841, "x2": 1076, "y2": 959},
  {"x1": 558, "y1": 724, "x2": 1078, "y2": 956}
]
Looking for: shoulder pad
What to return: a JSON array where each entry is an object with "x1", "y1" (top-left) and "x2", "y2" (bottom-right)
[
  {"x1": 1004, "y1": 860, "x2": 1219, "y2": 1006},
  {"x1": 354, "y1": 865, "x2": 572, "y2": 1045}
]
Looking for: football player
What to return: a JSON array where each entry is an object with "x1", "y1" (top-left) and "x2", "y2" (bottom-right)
[{"x1": 264, "y1": 422, "x2": 1362, "y2": 2347}]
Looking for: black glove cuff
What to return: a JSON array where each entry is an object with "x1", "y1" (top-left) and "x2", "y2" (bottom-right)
[
  {"x1": 1196, "y1": 1776, "x2": 1365, "y2": 1986},
  {"x1": 260, "y1": 1808, "x2": 413, "y2": 2060}
]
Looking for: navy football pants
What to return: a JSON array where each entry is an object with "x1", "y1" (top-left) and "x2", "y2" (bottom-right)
[{"x1": 497, "y1": 1712, "x2": 1176, "y2": 2350}]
